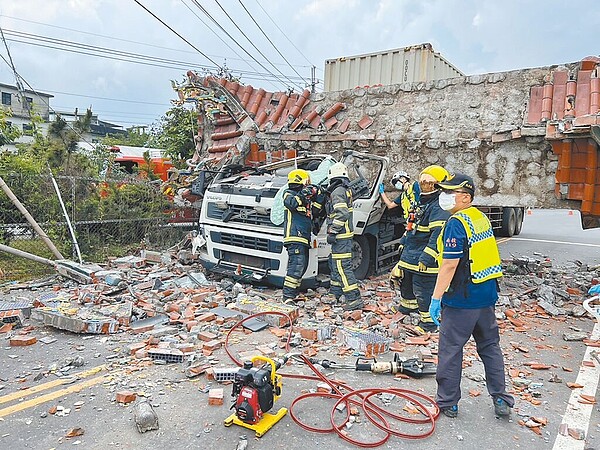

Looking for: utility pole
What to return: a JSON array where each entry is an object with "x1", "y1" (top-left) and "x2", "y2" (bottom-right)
[{"x1": 310, "y1": 66, "x2": 317, "y2": 93}]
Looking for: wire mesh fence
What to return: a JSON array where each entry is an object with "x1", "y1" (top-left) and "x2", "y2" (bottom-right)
[{"x1": 0, "y1": 173, "x2": 199, "y2": 281}]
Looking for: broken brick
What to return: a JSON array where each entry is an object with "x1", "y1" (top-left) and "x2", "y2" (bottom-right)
[
  {"x1": 203, "y1": 340, "x2": 222, "y2": 351},
  {"x1": 0, "y1": 323, "x2": 14, "y2": 334},
  {"x1": 10, "y1": 335, "x2": 37, "y2": 346},
  {"x1": 198, "y1": 331, "x2": 218, "y2": 342},
  {"x1": 208, "y1": 388, "x2": 224, "y2": 406},
  {"x1": 197, "y1": 313, "x2": 216, "y2": 323},
  {"x1": 116, "y1": 391, "x2": 137, "y2": 404}
]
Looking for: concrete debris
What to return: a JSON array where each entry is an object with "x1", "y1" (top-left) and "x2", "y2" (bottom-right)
[{"x1": 134, "y1": 401, "x2": 159, "y2": 433}]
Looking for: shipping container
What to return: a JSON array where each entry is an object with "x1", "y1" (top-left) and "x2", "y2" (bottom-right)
[{"x1": 324, "y1": 43, "x2": 463, "y2": 92}]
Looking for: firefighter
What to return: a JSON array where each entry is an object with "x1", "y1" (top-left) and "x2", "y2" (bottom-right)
[
  {"x1": 325, "y1": 162, "x2": 363, "y2": 311},
  {"x1": 282, "y1": 169, "x2": 314, "y2": 301},
  {"x1": 429, "y1": 173, "x2": 513, "y2": 418},
  {"x1": 389, "y1": 165, "x2": 451, "y2": 332},
  {"x1": 379, "y1": 170, "x2": 421, "y2": 222}
]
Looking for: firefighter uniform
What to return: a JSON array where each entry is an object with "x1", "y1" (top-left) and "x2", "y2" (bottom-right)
[
  {"x1": 326, "y1": 180, "x2": 361, "y2": 303},
  {"x1": 282, "y1": 185, "x2": 312, "y2": 300},
  {"x1": 393, "y1": 180, "x2": 420, "y2": 220},
  {"x1": 394, "y1": 190, "x2": 450, "y2": 329}
]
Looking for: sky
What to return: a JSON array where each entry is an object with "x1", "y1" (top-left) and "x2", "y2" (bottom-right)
[{"x1": 0, "y1": 0, "x2": 599, "y2": 130}]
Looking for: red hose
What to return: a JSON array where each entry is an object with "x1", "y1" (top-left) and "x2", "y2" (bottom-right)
[{"x1": 224, "y1": 311, "x2": 439, "y2": 447}]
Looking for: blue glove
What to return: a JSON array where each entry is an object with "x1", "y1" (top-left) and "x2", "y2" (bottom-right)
[
  {"x1": 379, "y1": 183, "x2": 385, "y2": 194},
  {"x1": 429, "y1": 298, "x2": 441, "y2": 326},
  {"x1": 589, "y1": 285, "x2": 600, "y2": 296}
]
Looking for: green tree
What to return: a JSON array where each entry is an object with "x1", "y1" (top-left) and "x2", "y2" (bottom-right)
[
  {"x1": 153, "y1": 106, "x2": 197, "y2": 163},
  {"x1": 0, "y1": 108, "x2": 21, "y2": 145},
  {"x1": 102, "y1": 126, "x2": 156, "y2": 148}
]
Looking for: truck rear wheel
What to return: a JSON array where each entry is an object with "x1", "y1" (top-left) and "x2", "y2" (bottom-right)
[
  {"x1": 351, "y1": 235, "x2": 371, "y2": 280},
  {"x1": 513, "y1": 208, "x2": 524, "y2": 235},
  {"x1": 500, "y1": 208, "x2": 516, "y2": 237}
]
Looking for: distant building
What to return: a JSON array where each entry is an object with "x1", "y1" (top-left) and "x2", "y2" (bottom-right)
[
  {"x1": 0, "y1": 82, "x2": 53, "y2": 144},
  {"x1": 50, "y1": 109, "x2": 127, "y2": 143}
]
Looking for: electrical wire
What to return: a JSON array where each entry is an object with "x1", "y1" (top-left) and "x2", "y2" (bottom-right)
[
  {"x1": 211, "y1": 0, "x2": 303, "y2": 90},
  {"x1": 237, "y1": 0, "x2": 309, "y2": 86},
  {"x1": 189, "y1": 0, "x2": 300, "y2": 91},
  {"x1": 3, "y1": 30, "x2": 307, "y2": 84},
  {"x1": 0, "y1": 14, "x2": 314, "y2": 69},
  {"x1": 254, "y1": 0, "x2": 317, "y2": 69},
  {"x1": 132, "y1": 0, "x2": 223, "y2": 70}
]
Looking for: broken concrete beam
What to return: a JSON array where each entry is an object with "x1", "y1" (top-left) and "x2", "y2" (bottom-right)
[
  {"x1": 31, "y1": 309, "x2": 119, "y2": 334},
  {"x1": 112, "y1": 255, "x2": 146, "y2": 269},
  {"x1": 538, "y1": 299, "x2": 562, "y2": 316}
]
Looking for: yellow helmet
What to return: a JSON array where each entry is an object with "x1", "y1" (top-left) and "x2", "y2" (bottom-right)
[
  {"x1": 288, "y1": 168, "x2": 310, "y2": 185},
  {"x1": 420, "y1": 165, "x2": 450, "y2": 183}
]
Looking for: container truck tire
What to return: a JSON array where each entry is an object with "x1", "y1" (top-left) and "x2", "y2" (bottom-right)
[
  {"x1": 500, "y1": 208, "x2": 516, "y2": 237},
  {"x1": 351, "y1": 235, "x2": 371, "y2": 280},
  {"x1": 513, "y1": 208, "x2": 524, "y2": 235}
]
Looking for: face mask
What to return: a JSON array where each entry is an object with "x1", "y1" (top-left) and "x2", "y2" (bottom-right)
[
  {"x1": 438, "y1": 192, "x2": 456, "y2": 211},
  {"x1": 394, "y1": 181, "x2": 404, "y2": 191}
]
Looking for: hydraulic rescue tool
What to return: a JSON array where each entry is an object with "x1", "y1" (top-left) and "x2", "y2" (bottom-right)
[
  {"x1": 224, "y1": 355, "x2": 288, "y2": 437},
  {"x1": 297, "y1": 354, "x2": 436, "y2": 378},
  {"x1": 355, "y1": 354, "x2": 437, "y2": 378}
]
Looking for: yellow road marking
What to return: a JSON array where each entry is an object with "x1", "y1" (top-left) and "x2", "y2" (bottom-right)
[
  {"x1": 0, "y1": 374, "x2": 109, "y2": 418},
  {"x1": 496, "y1": 237, "x2": 511, "y2": 245},
  {"x1": 0, "y1": 365, "x2": 106, "y2": 405}
]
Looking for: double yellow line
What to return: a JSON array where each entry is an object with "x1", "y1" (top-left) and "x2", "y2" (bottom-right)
[
  {"x1": 0, "y1": 365, "x2": 112, "y2": 418},
  {"x1": 496, "y1": 237, "x2": 511, "y2": 245}
]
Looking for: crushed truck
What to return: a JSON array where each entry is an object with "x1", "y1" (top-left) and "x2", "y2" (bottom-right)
[{"x1": 196, "y1": 150, "x2": 523, "y2": 287}]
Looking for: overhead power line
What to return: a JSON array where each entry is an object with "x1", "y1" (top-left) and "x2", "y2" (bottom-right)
[
  {"x1": 132, "y1": 0, "x2": 224, "y2": 70},
  {"x1": 237, "y1": 0, "x2": 309, "y2": 86},
  {"x1": 0, "y1": 14, "x2": 315, "y2": 69},
  {"x1": 210, "y1": 0, "x2": 303, "y2": 90},
  {"x1": 189, "y1": 0, "x2": 301, "y2": 91},
  {"x1": 2, "y1": 29, "x2": 308, "y2": 84},
  {"x1": 254, "y1": 0, "x2": 317, "y2": 69}
]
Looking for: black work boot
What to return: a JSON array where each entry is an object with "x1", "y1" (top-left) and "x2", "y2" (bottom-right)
[
  {"x1": 342, "y1": 297, "x2": 364, "y2": 311},
  {"x1": 440, "y1": 405, "x2": 458, "y2": 418},
  {"x1": 493, "y1": 397, "x2": 511, "y2": 418}
]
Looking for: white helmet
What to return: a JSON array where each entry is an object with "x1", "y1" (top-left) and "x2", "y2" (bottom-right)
[
  {"x1": 328, "y1": 162, "x2": 348, "y2": 180},
  {"x1": 391, "y1": 170, "x2": 409, "y2": 185}
]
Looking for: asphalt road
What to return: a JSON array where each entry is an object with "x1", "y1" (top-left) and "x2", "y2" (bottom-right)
[{"x1": 0, "y1": 209, "x2": 598, "y2": 450}]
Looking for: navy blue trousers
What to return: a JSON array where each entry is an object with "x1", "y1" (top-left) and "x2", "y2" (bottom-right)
[{"x1": 436, "y1": 305, "x2": 514, "y2": 408}]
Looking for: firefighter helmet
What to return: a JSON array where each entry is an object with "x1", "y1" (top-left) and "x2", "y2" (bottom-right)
[
  {"x1": 288, "y1": 169, "x2": 310, "y2": 185},
  {"x1": 328, "y1": 162, "x2": 348, "y2": 180}
]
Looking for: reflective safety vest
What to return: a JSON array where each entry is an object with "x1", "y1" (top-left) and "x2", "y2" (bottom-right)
[
  {"x1": 399, "y1": 181, "x2": 420, "y2": 220},
  {"x1": 437, "y1": 206, "x2": 503, "y2": 283}
]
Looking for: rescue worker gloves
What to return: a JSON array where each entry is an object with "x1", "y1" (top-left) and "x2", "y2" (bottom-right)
[
  {"x1": 326, "y1": 234, "x2": 337, "y2": 245},
  {"x1": 590, "y1": 285, "x2": 600, "y2": 295},
  {"x1": 301, "y1": 185, "x2": 317, "y2": 200},
  {"x1": 389, "y1": 263, "x2": 404, "y2": 290},
  {"x1": 418, "y1": 252, "x2": 437, "y2": 271},
  {"x1": 379, "y1": 183, "x2": 385, "y2": 194},
  {"x1": 328, "y1": 162, "x2": 348, "y2": 180},
  {"x1": 288, "y1": 169, "x2": 310, "y2": 185},
  {"x1": 429, "y1": 297, "x2": 441, "y2": 326},
  {"x1": 418, "y1": 262, "x2": 428, "y2": 272}
]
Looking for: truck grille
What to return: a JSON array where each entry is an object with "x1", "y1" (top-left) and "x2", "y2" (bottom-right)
[
  {"x1": 213, "y1": 231, "x2": 270, "y2": 252},
  {"x1": 206, "y1": 203, "x2": 274, "y2": 226}
]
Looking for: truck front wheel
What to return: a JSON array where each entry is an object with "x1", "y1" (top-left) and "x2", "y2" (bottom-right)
[{"x1": 351, "y1": 235, "x2": 372, "y2": 280}]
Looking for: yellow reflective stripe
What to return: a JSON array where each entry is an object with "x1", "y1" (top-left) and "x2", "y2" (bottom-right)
[
  {"x1": 313, "y1": 202, "x2": 322, "y2": 209},
  {"x1": 336, "y1": 232, "x2": 354, "y2": 239},
  {"x1": 400, "y1": 298, "x2": 418, "y2": 309},
  {"x1": 423, "y1": 247, "x2": 438, "y2": 258},
  {"x1": 397, "y1": 260, "x2": 439, "y2": 274},
  {"x1": 333, "y1": 219, "x2": 345, "y2": 226},
  {"x1": 429, "y1": 220, "x2": 446, "y2": 228},
  {"x1": 284, "y1": 236, "x2": 309, "y2": 244},
  {"x1": 285, "y1": 209, "x2": 292, "y2": 238},
  {"x1": 416, "y1": 225, "x2": 430, "y2": 232},
  {"x1": 297, "y1": 207, "x2": 307, "y2": 212},
  {"x1": 330, "y1": 280, "x2": 342, "y2": 286},
  {"x1": 333, "y1": 203, "x2": 348, "y2": 209},
  {"x1": 294, "y1": 195, "x2": 302, "y2": 203},
  {"x1": 336, "y1": 260, "x2": 358, "y2": 292},
  {"x1": 332, "y1": 252, "x2": 352, "y2": 259}
]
